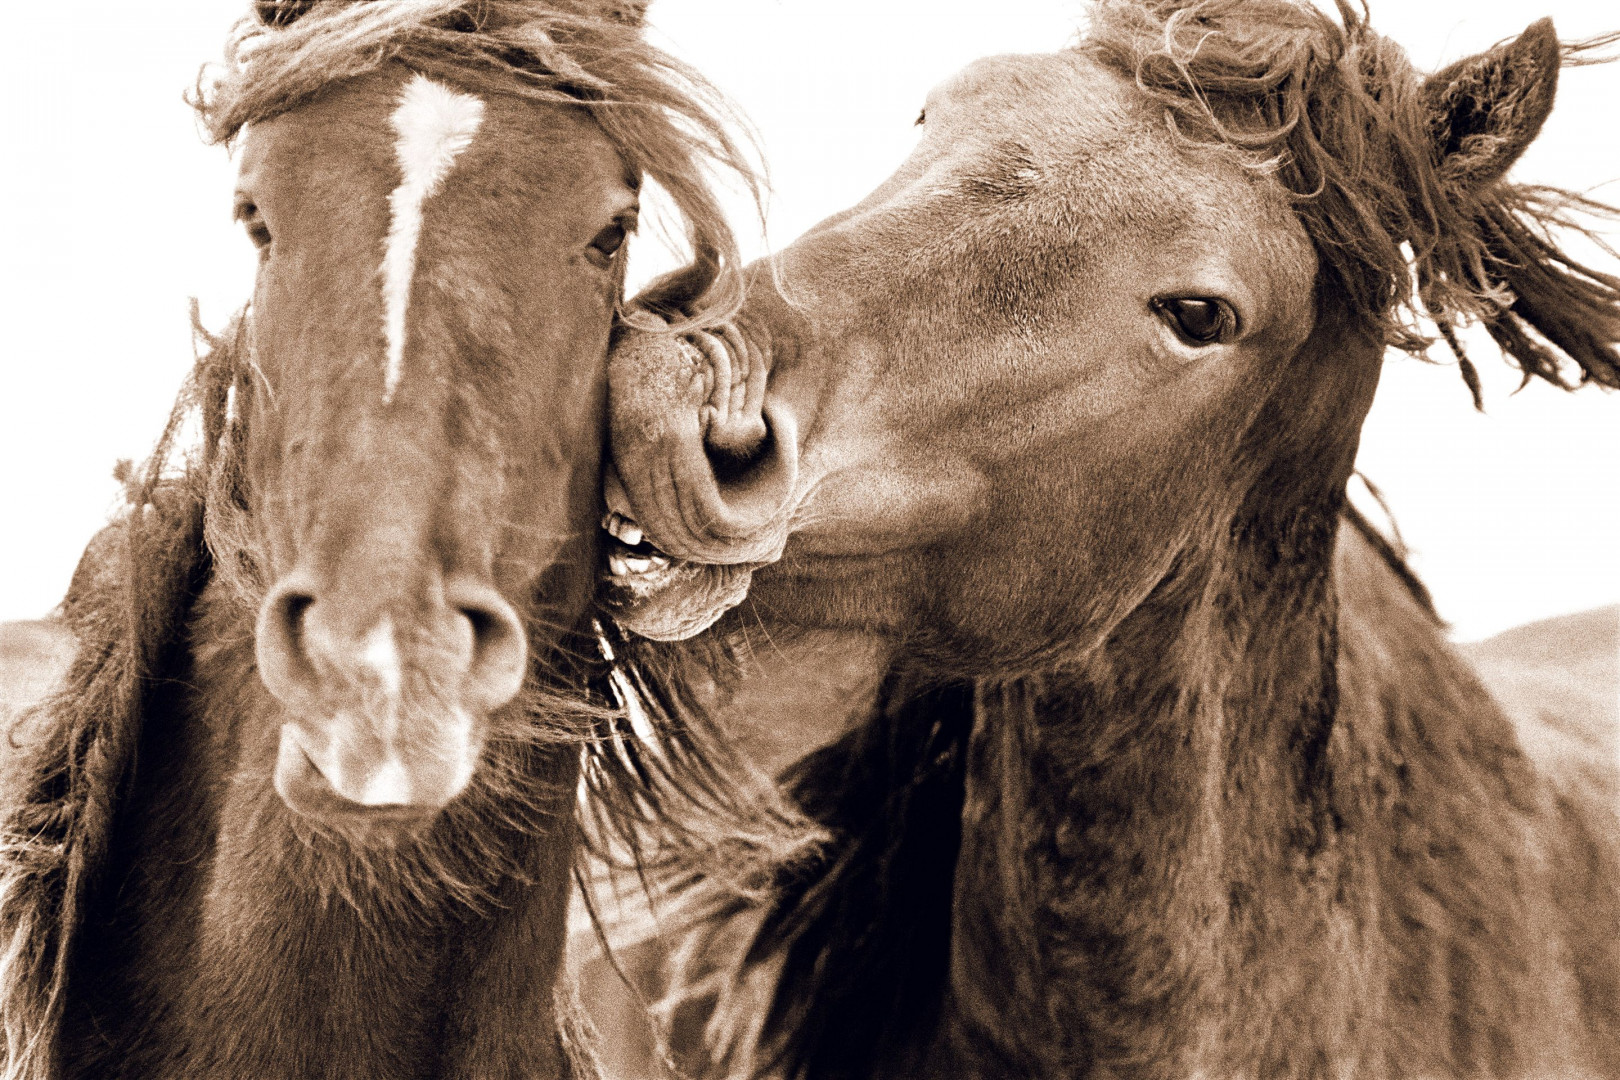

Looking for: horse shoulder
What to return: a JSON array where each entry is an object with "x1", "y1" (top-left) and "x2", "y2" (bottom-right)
[
  {"x1": 1333, "y1": 526, "x2": 1620, "y2": 1074},
  {"x1": 1459, "y1": 606, "x2": 1618, "y2": 809}
]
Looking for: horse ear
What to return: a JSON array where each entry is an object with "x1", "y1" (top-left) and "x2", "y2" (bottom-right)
[
  {"x1": 1420, "y1": 18, "x2": 1560, "y2": 192},
  {"x1": 254, "y1": 0, "x2": 315, "y2": 27}
]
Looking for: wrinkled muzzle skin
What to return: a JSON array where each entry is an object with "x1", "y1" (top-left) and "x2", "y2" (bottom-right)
[
  {"x1": 602, "y1": 325, "x2": 790, "y2": 638},
  {"x1": 604, "y1": 50, "x2": 1321, "y2": 662}
]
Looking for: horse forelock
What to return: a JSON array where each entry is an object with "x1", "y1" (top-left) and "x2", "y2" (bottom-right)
[
  {"x1": 194, "y1": 0, "x2": 760, "y2": 333},
  {"x1": 1084, "y1": 0, "x2": 1620, "y2": 398}
]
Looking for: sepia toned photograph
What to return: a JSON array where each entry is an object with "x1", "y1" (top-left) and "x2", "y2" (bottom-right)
[{"x1": 0, "y1": 0, "x2": 1615, "y2": 1076}]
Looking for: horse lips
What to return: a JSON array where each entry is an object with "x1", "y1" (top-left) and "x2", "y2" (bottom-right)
[{"x1": 602, "y1": 325, "x2": 786, "y2": 640}]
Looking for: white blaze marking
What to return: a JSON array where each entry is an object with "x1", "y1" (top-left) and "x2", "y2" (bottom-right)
[
  {"x1": 358, "y1": 756, "x2": 413, "y2": 807},
  {"x1": 380, "y1": 74, "x2": 485, "y2": 402},
  {"x1": 359, "y1": 617, "x2": 403, "y2": 709}
]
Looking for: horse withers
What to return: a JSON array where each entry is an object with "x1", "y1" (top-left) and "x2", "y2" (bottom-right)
[
  {"x1": 599, "y1": 2, "x2": 1620, "y2": 1076},
  {"x1": 0, "y1": 1, "x2": 756, "y2": 1077}
]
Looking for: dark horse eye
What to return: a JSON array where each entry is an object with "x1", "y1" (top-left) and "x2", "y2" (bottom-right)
[
  {"x1": 1154, "y1": 297, "x2": 1235, "y2": 345},
  {"x1": 588, "y1": 223, "x2": 627, "y2": 265},
  {"x1": 915, "y1": 108, "x2": 927, "y2": 126},
  {"x1": 235, "y1": 202, "x2": 271, "y2": 252}
]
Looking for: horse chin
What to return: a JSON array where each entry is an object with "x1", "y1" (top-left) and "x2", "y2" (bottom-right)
[
  {"x1": 271, "y1": 726, "x2": 465, "y2": 840},
  {"x1": 600, "y1": 552, "x2": 754, "y2": 641},
  {"x1": 273, "y1": 785, "x2": 441, "y2": 845}
]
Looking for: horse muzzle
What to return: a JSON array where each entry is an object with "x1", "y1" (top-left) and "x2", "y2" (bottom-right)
[
  {"x1": 273, "y1": 716, "x2": 478, "y2": 823},
  {"x1": 604, "y1": 325, "x2": 801, "y2": 639},
  {"x1": 254, "y1": 572, "x2": 527, "y2": 820}
]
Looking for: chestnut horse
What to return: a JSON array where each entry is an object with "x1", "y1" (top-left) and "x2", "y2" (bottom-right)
[
  {"x1": 598, "y1": 1, "x2": 1620, "y2": 1076},
  {"x1": 0, "y1": 1, "x2": 768, "y2": 1077}
]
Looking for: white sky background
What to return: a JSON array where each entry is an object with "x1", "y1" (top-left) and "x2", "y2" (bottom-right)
[{"x1": 0, "y1": 0, "x2": 1615, "y2": 641}]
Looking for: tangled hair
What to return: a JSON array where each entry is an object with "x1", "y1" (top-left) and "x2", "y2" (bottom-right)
[
  {"x1": 193, "y1": 0, "x2": 763, "y2": 331},
  {"x1": 1086, "y1": 0, "x2": 1620, "y2": 402},
  {"x1": 0, "y1": 312, "x2": 224, "y2": 1079}
]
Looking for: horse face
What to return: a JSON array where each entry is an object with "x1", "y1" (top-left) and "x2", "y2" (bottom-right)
[
  {"x1": 608, "y1": 53, "x2": 1325, "y2": 662},
  {"x1": 235, "y1": 65, "x2": 634, "y2": 822}
]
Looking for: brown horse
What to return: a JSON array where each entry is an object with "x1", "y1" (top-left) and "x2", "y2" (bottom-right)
[
  {"x1": 0, "y1": 1, "x2": 770, "y2": 1077},
  {"x1": 598, "y1": 1, "x2": 1620, "y2": 1076}
]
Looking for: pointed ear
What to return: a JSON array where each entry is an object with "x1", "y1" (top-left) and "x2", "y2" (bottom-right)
[{"x1": 1421, "y1": 18, "x2": 1560, "y2": 192}]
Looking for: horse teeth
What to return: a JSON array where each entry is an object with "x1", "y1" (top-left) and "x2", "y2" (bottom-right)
[
  {"x1": 609, "y1": 552, "x2": 646, "y2": 577},
  {"x1": 608, "y1": 550, "x2": 671, "y2": 579},
  {"x1": 602, "y1": 512, "x2": 643, "y2": 547}
]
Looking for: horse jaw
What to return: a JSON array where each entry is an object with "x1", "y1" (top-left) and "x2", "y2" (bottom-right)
[{"x1": 600, "y1": 550, "x2": 755, "y2": 641}]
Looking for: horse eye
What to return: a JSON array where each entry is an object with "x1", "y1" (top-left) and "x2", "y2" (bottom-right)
[
  {"x1": 1153, "y1": 297, "x2": 1235, "y2": 345},
  {"x1": 915, "y1": 108, "x2": 926, "y2": 126},
  {"x1": 588, "y1": 223, "x2": 627, "y2": 265},
  {"x1": 236, "y1": 203, "x2": 271, "y2": 252}
]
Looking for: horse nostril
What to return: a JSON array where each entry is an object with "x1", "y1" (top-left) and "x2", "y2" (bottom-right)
[
  {"x1": 255, "y1": 581, "x2": 321, "y2": 708},
  {"x1": 447, "y1": 582, "x2": 528, "y2": 712},
  {"x1": 255, "y1": 575, "x2": 525, "y2": 715}
]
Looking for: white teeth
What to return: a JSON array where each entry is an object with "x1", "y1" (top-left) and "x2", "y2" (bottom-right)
[
  {"x1": 602, "y1": 512, "x2": 643, "y2": 548},
  {"x1": 608, "y1": 551, "x2": 671, "y2": 579}
]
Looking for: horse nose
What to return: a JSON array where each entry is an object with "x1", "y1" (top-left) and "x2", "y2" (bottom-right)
[
  {"x1": 442, "y1": 579, "x2": 529, "y2": 711},
  {"x1": 256, "y1": 576, "x2": 527, "y2": 713},
  {"x1": 253, "y1": 574, "x2": 528, "y2": 813}
]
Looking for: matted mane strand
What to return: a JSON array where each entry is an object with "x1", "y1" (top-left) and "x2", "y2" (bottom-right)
[
  {"x1": 0, "y1": 312, "x2": 230, "y2": 1080},
  {"x1": 1086, "y1": 0, "x2": 1620, "y2": 402},
  {"x1": 194, "y1": 0, "x2": 760, "y2": 330}
]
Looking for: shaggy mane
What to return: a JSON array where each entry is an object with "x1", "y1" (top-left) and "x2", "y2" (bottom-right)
[
  {"x1": 1085, "y1": 0, "x2": 1620, "y2": 403},
  {"x1": 194, "y1": 0, "x2": 763, "y2": 331},
  {"x1": 0, "y1": 319, "x2": 222, "y2": 1080}
]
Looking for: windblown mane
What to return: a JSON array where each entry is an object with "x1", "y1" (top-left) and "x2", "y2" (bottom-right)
[
  {"x1": 0, "y1": 315, "x2": 224, "y2": 1080},
  {"x1": 194, "y1": 0, "x2": 762, "y2": 330},
  {"x1": 1085, "y1": 0, "x2": 1620, "y2": 404}
]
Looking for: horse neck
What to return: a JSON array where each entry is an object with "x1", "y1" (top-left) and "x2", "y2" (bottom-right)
[
  {"x1": 60, "y1": 578, "x2": 587, "y2": 1080},
  {"x1": 939, "y1": 510, "x2": 1597, "y2": 1078},
  {"x1": 942, "y1": 500, "x2": 1369, "y2": 1074}
]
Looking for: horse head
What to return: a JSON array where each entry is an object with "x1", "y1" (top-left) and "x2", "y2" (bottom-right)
[
  {"x1": 199, "y1": 0, "x2": 744, "y2": 831},
  {"x1": 605, "y1": 1, "x2": 1618, "y2": 670}
]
